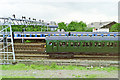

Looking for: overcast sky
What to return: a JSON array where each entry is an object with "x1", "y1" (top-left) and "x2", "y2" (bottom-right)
[{"x1": 0, "y1": 0, "x2": 119, "y2": 24}]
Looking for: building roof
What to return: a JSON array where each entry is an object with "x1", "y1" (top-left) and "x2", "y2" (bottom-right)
[
  {"x1": 87, "y1": 21, "x2": 116, "y2": 29},
  {"x1": 46, "y1": 36, "x2": 119, "y2": 41}
]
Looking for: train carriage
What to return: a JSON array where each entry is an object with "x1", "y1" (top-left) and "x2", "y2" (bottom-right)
[{"x1": 45, "y1": 36, "x2": 119, "y2": 58}]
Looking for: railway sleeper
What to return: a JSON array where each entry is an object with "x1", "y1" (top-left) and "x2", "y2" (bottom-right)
[{"x1": 48, "y1": 53, "x2": 74, "y2": 59}]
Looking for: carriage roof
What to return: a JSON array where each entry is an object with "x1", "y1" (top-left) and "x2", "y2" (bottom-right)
[{"x1": 46, "y1": 36, "x2": 119, "y2": 41}]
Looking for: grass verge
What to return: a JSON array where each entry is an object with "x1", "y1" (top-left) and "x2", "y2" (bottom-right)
[{"x1": 0, "y1": 63, "x2": 118, "y2": 72}]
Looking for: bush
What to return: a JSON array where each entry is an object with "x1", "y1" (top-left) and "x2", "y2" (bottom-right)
[{"x1": 25, "y1": 40, "x2": 31, "y2": 43}]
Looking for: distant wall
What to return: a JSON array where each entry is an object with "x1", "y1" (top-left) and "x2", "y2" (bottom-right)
[{"x1": 93, "y1": 28, "x2": 109, "y2": 32}]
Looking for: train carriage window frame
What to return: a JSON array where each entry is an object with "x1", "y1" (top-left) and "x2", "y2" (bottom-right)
[
  {"x1": 86, "y1": 42, "x2": 89, "y2": 46},
  {"x1": 114, "y1": 42, "x2": 117, "y2": 47},
  {"x1": 49, "y1": 42, "x2": 52, "y2": 46},
  {"x1": 78, "y1": 42, "x2": 81, "y2": 46},
  {"x1": 102, "y1": 42, "x2": 105, "y2": 47},
  {"x1": 90, "y1": 42, "x2": 92, "y2": 47},
  {"x1": 74, "y1": 42, "x2": 77, "y2": 47},
  {"x1": 110, "y1": 42, "x2": 113, "y2": 47},
  {"x1": 71, "y1": 42, "x2": 74, "y2": 46},
  {"x1": 107, "y1": 42, "x2": 110, "y2": 47},
  {"x1": 62, "y1": 42, "x2": 66, "y2": 47},
  {"x1": 119, "y1": 42, "x2": 120, "y2": 47},
  {"x1": 82, "y1": 42, "x2": 85, "y2": 47},
  {"x1": 59, "y1": 42, "x2": 62, "y2": 46},
  {"x1": 66, "y1": 42, "x2": 69, "y2": 46},
  {"x1": 98, "y1": 42, "x2": 101, "y2": 46},
  {"x1": 54, "y1": 42, "x2": 57, "y2": 46},
  {"x1": 95, "y1": 42, "x2": 98, "y2": 47}
]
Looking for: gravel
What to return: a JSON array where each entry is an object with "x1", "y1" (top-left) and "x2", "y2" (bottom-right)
[{"x1": 1, "y1": 70, "x2": 118, "y2": 78}]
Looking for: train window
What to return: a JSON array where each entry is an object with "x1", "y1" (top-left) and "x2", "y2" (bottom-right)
[
  {"x1": 75, "y1": 42, "x2": 77, "y2": 46},
  {"x1": 86, "y1": 42, "x2": 89, "y2": 46},
  {"x1": 114, "y1": 42, "x2": 117, "y2": 47},
  {"x1": 95, "y1": 42, "x2": 98, "y2": 47},
  {"x1": 62, "y1": 42, "x2": 66, "y2": 47},
  {"x1": 71, "y1": 42, "x2": 74, "y2": 46},
  {"x1": 119, "y1": 42, "x2": 120, "y2": 47},
  {"x1": 90, "y1": 42, "x2": 92, "y2": 47},
  {"x1": 110, "y1": 42, "x2": 113, "y2": 46},
  {"x1": 59, "y1": 42, "x2": 62, "y2": 46},
  {"x1": 107, "y1": 42, "x2": 109, "y2": 47},
  {"x1": 82, "y1": 42, "x2": 85, "y2": 47},
  {"x1": 54, "y1": 42, "x2": 57, "y2": 46},
  {"x1": 78, "y1": 42, "x2": 81, "y2": 46},
  {"x1": 49, "y1": 42, "x2": 52, "y2": 45},
  {"x1": 66, "y1": 42, "x2": 69, "y2": 46},
  {"x1": 98, "y1": 42, "x2": 101, "y2": 46},
  {"x1": 102, "y1": 42, "x2": 105, "y2": 47}
]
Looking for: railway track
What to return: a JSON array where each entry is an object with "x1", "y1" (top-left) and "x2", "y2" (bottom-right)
[
  {"x1": 3, "y1": 53, "x2": 118, "y2": 61},
  {"x1": 0, "y1": 43, "x2": 119, "y2": 61},
  {"x1": 2, "y1": 58, "x2": 118, "y2": 66},
  {"x1": 8, "y1": 43, "x2": 46, "y2": 53},
  {"x1": 16, "y1": 59, "x2": 119, "y2": 67}
]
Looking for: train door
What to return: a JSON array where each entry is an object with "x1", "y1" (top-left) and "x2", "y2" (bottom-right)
[
  {"x1": 46, "y1": 40, "x2": 53, "y2": 53},
  {"x1": 52, "y1": 40, "x2": 58, "y2": 52},
  {"x1": 74, "y1": 40, "x2": 78, "y2": 52},
  {"x1": 66, "y1": 40, "x2": 70, "y2": 52},
  {"x1": 58, "y1": 40, "x2": 66, "y2": 52}
]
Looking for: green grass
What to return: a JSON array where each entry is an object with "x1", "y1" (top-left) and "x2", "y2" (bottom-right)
[
  {"x1": 72, "y1": 74, "x2": 81, "y2": 78},
  {"x1": 72, "y1": 74, "x2": 105, "y2": 78},
  {"x1": 85, "y1": 74, "x2": 97, "y2": 78},
  {"x1": 0, "y1": 63, "x2": 118, "y2": 71},
  {"x1": 85, "y1": 74, "x2": 106, "y2": 78}
]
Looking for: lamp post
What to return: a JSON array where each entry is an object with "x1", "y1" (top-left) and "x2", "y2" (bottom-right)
[
  {"x1": 29, "y1": 17, "x2": 31, "y2": 20},
  {"x1": 12, "y1": 14, "x2": 15, "y2": 18},
  {"x1": 33, "y1": 18, "x2": 36, "y2": 27},
  {"x1": 47, "y1": 25, "x2": 48, "y2": 31},
  {"x1": 21, "y1": 16, "x2": 26, "y2": 43},
  {"x1": 22, "y1": 28, "x2": 25, "y2": 43}
]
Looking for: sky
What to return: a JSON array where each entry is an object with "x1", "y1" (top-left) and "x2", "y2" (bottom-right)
[{"x1": 0, "y1": 0, "x2": 119, "y2": 24}]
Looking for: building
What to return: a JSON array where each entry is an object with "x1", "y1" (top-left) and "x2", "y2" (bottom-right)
[
  {"x1": 49, "y1": 21, "x2": 57, "y2": 25},
  {"x1": 48, "y1": 25, "x2": 58, "y2": 31},
  {"x1": 87, "y1": 21, "x2": 116, "y2": 32}
]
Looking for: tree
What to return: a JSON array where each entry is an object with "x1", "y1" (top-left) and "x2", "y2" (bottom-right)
[
  {"x1": 67, "y1": 21, "x2": 87, "y2": 32},
  {"x1": 58, "y1": 22, "x2": 67, "y2": 30},
  {"x1": 76, "y1": 21, "x2": 87, "y2": 31},
  {"x1": 67, "y1": 21, "x2": 76, "y2": 31},
  {"x1": 110, "y1": 23, "x2": 120, "y2": 32},
  {"x1": 85, "y1": 27, "x2": 95, "y2": 32}
]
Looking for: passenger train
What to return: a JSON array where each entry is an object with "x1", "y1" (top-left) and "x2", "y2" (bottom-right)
[
  {"x1": 0, "y1": 32, "x2": 119, "y2": 37},
  {"x1": 0, "y1": 32, "x2": 119, "y2": 40},
  {"x1": 45, "y1": 36, "x2": 119, "y2": 58}
]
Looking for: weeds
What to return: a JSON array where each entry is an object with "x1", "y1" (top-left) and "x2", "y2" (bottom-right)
[
  {"x1": 0, "y1": 63, "x2": 118, "y2": 71},
  {"x1": 25, "y1": 40, "x2": 31, "y2": 43}
]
